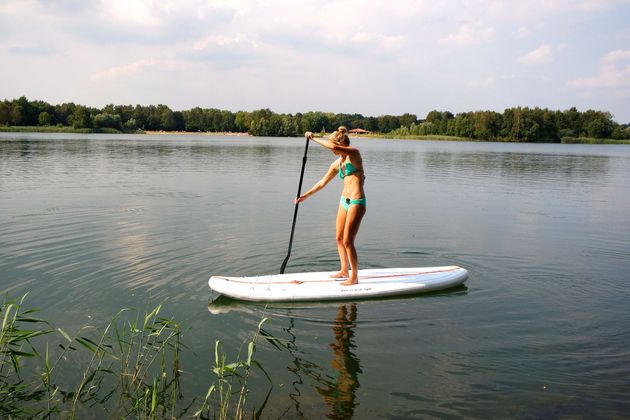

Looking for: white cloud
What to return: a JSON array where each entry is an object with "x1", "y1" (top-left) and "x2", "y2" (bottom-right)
[
  {"x1": 106, "y1": 0, "x2": 161, "y2": 26},
  {"x1": 351, "y1": 32, "x2": 406, "y2": 51},
  {"x1": 467, "y1": 74, "x2": 517, "y2": 89},
  {"x1": 618, "y1": 27, "x2": 630, "y2": 40},
  {"x1": 8, "y1": 44, "x2": 62, "y2": 56},
  {"x1": 519, "y1": 44, "x2": 554, "y2": 65},
  {"x1": 183, "y1": 33, "x2": 263, "y2": 68},
  {"x1": 91, "y1": 58, "x2": 162, "y2": 81},
  {"x1": 570, "y1": 49, "x2": 630, "y2": 88},
  {"x1": 439, "y1": 22, "x2": 495, "y2": 46},
  {"x1": 572, "y1": 0, "x2": 623, "y2": 12},
  {"x1": 514, "y1": 26, "x2": 532, "y2": 39},
  {"x1": 192, "y1": 33, "x2": 259, "y2": 51}
]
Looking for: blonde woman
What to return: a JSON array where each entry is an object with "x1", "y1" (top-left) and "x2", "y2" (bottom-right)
[{"x1": 296, "y1": 126, "x2": 366, "y2": 285}]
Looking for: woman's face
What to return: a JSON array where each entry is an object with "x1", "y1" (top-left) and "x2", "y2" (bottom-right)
[
  {"x1": 329, "y1": 131, "x2": 349, "y2": 154},
  {"x1": 332, "y1": 142, "x2": 349, "y2": 156}
]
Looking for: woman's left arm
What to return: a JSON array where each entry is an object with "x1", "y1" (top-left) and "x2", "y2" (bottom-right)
[{"x1": 309, "y1": 136, "x2": 358, "y2": 156}]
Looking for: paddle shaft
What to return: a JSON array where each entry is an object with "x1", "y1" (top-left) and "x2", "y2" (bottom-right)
[{"x1": 280, "y1": 137, "x2": 310, "y2": 274}]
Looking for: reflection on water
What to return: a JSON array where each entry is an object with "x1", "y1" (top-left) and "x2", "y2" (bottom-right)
[
  {"x1": 266, "y1": 303, "x2": 363, "y2": 419},
  {"x1": 317, "y1": 304, "x2": 361, "y2": 419}
]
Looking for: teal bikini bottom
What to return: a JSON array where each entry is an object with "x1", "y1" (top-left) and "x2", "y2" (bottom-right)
[{"x1": 340, "y1": 195, "x2": 366, "y2": 212}]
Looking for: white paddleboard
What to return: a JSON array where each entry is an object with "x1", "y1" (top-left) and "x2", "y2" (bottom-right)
[{"x1": 208, "y1": 266, "x2": 468, "y2": 302}]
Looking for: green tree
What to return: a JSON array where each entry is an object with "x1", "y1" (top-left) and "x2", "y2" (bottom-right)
[
  {"x1": 587, "y1": 118, "x2": 610, "y2": 138},
  {"x1": 0, "y1": 101, "x2": 11, "y2": 125},
  {"x1": 502, "y1": 107, "x2": 526, "y2": 141},
  {"x1": 38, "y1": 111, "x2": 51, "y2": 126},
  {"x1": 399, "y1": 113, "x2": 418, "y2": 128},
  {"x1": 417, "y1": 122, "x2": 435, "y2": 135},
  {"x1": 363, "y1": 117, "x2": 379, "y2": 132},
  {"x1": 301, "y1": 111, "x2": 330, "y2": 132},
  {"x1": 610, "y1": 125, "x2": 625, "y2": 139},
  {"x1": 220, "y1": 110, "x2": 236, "y2": 132},
  {"x1": 55, "y1": 102, "x2": 76, "y2": 126},
  {"x1": 583, "y1": 110, "x2": 613, "y2": 138},
  {"x1": 93, "y1": 113, "x2": 122, "y2": 130},
  {"x1": 560, "y1": 107, "x2": 582, "y2": 136},
  {"x1": 377, "y1": 115, "x2": 400, "y2": 132},
  {"x1": 123, "y1": 118, "x2": 138, "y2": 131},
  {"x1": 453, "y1": 112, "x2": 474, "y2": 138},
  {"x1": 473, "y1": 111, "x2": 502, "y2": 140},
  {"x1": 173, "y1": 111, "x2": 186, "y2": 131},
  {"x1": 132, "y1": 105, "x2": 149, "y2": 130},
  {"x1": 12, "y1": 96, "x2": 32, "y2": 125},
  {"x1": 425, "y1": 110, "x2": 443, "y2": 124},
  {"x1": 234, "y1": 111, "x2": 252, "y2": 132},
  {"x1": 276, "y1": 115, "x2": 297, "y2": 136},
  {"x1": 160, "y1": 108, "x2": 177, "y2": 131},
  {"x1": 72, "y1": 106, "x2": 92, "y2": 129},
  {"x1": 10, "y1": 105, "x2": 23, "y2": 125},
  {"x1": 141, "y1": 105, "x2": 161, "y2": 130},
  {"x1": 183, "y1": 107, "x2": 204, "y2": 131}
]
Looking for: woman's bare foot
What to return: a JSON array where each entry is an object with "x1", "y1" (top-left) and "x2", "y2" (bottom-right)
[
  {"x1": 330, "y1": 271, "x2": 349, "y2": 279},
  {"x1": 340, "y1": 278, "x2": 358, "y2": 286}
]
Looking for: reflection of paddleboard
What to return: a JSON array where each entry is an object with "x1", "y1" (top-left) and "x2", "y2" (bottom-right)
[{"x1": 208, "y1": 266, "x2": 468, "y2": 302}]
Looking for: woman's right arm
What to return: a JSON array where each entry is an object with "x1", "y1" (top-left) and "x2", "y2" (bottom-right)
[{"x1": 295, "y1": 160, "x2": 339, "y2": 203}]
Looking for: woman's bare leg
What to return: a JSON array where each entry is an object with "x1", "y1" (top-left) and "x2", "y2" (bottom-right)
[
  {"x1": 340, "y1": 204, "x2": 366, "y2": 286},
  {"x1": 330, "y1": 204, "x2": 350, "y2": 278}
]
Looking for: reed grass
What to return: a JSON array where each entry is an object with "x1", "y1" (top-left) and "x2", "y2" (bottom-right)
[
  {"x1": 194, "y1": 316, "x2": 275, "y2": 420},
  {"x1": 0, "y1": 294, "x2": 53, "y2": 417},
  {"x1": 0, "y1": 294, "x2": 276, "y2": 419}
]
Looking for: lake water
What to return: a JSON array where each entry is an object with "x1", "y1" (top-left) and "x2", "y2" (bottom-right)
[{"x1": 1, "y1": 133, "x2": 629, "y2": 418}]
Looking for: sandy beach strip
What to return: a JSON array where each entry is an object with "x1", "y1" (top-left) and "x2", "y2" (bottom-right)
[{"x1": 144, "y1": 130, "x2": 250, "y2": 136}]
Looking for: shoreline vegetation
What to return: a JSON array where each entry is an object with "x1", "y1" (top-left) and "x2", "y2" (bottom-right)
[
  {"x1": 377, "y1": 133, "x2": 630, "y2": 144},
  {"x1": 2, "y1": 125, "x2": 629, "y2": 144},
  {"x1": 0, "y1": 294, "x2": 272, "y2": 418},
  {"x1": 1, "y1": 96, "x2": 629, "y2": 144}
]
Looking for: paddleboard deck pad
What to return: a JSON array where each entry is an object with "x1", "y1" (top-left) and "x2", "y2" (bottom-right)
[{"x1": 208, "y1": 266, "x2": 468, "y2": 302}]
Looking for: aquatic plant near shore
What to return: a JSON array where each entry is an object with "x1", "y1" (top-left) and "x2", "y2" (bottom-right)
[
  {"x1": 0, "y1": 295, "x2": 184, "y2": 418},
  {"x1": 0, "y1": 294, "x2": 53, "y2": 417},
  {"x1": 195, "y1": 318, "x2": 273, "y2": 420},
  {"x1": 0, "y1": 294, "x2": 274, "y2": 418}
]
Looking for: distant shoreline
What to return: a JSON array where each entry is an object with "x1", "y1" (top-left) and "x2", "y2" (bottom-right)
[
  {"x1": 1, "y1": 126, "x2": 629, "y2": 144},
  {"x1": 0, "y1": 126, "x2": 252, "y2": 136},
  {"x1": 143, "y1": 130, "x2": 250, "y2": 136}
]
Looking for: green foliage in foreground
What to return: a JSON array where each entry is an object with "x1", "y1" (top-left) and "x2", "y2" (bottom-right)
[{"x1": 0, "y1": 294, "x2": 272, "y2": 419}]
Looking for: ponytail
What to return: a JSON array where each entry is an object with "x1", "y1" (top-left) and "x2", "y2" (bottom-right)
[{"x1": 330, "y1": 126, "x2": 350, "y2": 145}]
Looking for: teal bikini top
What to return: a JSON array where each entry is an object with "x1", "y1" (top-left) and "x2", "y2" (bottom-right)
[{"x1": 339, "y1": 161, "x2": 363, "y2": 179}]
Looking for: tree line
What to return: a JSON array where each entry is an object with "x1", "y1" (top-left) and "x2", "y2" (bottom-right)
[
  {"x1": 1, "y1": 96, "x2": 628, "y2": 141},
  {"x1": 0, "y1": 96, "x2": 413, "y2": 136},
  {"x1": 390, "y1": 108, "x2": 629, "y2": 141}
]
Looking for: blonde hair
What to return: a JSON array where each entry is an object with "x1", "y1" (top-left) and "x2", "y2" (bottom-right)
[{"x1": 329, "y1": 126, "x2": 350, "y2": 145}]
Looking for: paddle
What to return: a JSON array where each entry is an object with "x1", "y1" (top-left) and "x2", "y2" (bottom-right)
[{"x1": 280, "y1": 134, "x2": 310, "y2": 274}]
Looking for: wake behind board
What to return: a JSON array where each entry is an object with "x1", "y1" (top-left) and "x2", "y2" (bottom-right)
[{"x1": 208, "y1": 266, "x2": 468, "y2": 302}]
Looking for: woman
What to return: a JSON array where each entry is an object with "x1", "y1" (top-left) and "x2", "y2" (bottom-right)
[{"x1": 296, "y1": 126, "x2": 366, "y2": 285}]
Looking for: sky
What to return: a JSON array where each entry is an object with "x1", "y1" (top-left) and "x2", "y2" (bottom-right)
[{"x1": 1, "y1": 0, "x2": 629, "y2": 122}]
